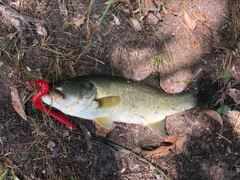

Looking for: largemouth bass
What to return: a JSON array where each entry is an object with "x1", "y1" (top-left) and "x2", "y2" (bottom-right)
[{"x1": 41, "y1": 75, "x2": 214, "y2": 136}]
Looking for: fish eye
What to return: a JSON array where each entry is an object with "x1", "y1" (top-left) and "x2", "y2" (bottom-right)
[{"x1": 54, "y1": 81, "x2": 62, "y2": 88}]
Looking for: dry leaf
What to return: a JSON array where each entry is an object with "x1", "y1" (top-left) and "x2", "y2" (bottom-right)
[
  {"x1": 62, "y1": 130, "x2": 69, "y2": 137},
  {"x1": 235, "y1": 128, "x2": 240, "y2": 137},
  {"x1": 111, "y1": 14, "x2": 121, "y2": 25},
  {"x1": 146, "y1": 13, "x2": 159, "y2": 25},
  {"x1": 197, "y1": 12, "x2": 207, "y2": 22},
  {"x1": 130, "y1": 18, "x2": 142, "y2": 31},
  {"x1": 92, "y1": 14, "x2": 100, "y2": 19},
  {"x1": 155, "y1": 12, "x2": 163, "y2": 20},
  {"x1": 3, "y1": 157, "x2": 14, "y2": 168},
  {"x1": 212, "y1": 29, "x2": 221, "y2": 48},
  {"x1": 163, "y1": 6, "x2": 168, "y2": 14},
  {"x1": 229, "y1": 88, "x2": 240, "y2": 104},
  {"x1": 10, "y1": 1, "x2": 21, "y2": 7},
  {"x1": 0, "y1": 5, "x2": 22, "y2": 32},
  {"x1": 142, "y1": 144, "x2": 174, "y2": 157},
  {"x1": 141, "y1": 134, "x2": 187, "y2": 157},
  {"x1": 203, "y1": 109, "x2": 223, "y2": 127},
  {"x1": 80, "y1": 125, "x2": 92, "y2": 150},
  {"x1": 58, "y1": 1, "x2": 68, "y2": 16},
  {"x1": 10, "y1": 85, "x2": 27, "y2": 121},
  {"x1": 175, "y1": 134, "x2": 187, "y2": 150},
  {"x1": 86, "y1": 26, "x2": 100, "y2": 41},
  {"x1": 47, "y1": 140, "x2": 56, "y2": 151},
  {"x1": 192, "y1": 40, "x2": 201, "y2": 49},
  {"x1": 0, "y1": 137, "x2": 3, "y2": 146},
  {"x1": 73, "y1": 16, "x2": 86, "y2": 27},
  {"x1": 7, "y1": 32, "x2": 18, "y2": 40},
  {"x1": 218, "y1": 40, "x2": 236, "y2": 49},
  {"x1": 36, "y1": 23, "x2": 47, "y2": 37},
  {"x1": 184, "y1": 11, "x2": 196, "y2": 30},
  {"x1": 228, "y1": 111, "x2": 240, "y2": 136},
  {"x1": 164, "y1": 134, "x2": 186, "y2": 143},
  {"x1": 141, "y1": 0, "x2": 157, "y2": 16}
]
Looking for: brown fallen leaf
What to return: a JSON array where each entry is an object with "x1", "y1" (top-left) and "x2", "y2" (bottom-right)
[
  {"x1": 92, "y1": 14, "x2": 101, "y2": 19},
  {"x1": 3, "y1": 157, "x2": 14, "y2": 168},
  {"x1": 203, "y1": 109, "x2": 223, "y2": 127},
  {"x1": 0, "y1": 137, "x2": 3, "y2": 146},
  {"x1": 73, "y1": 16, "x2": 86, "y2": 27},
  {"x1": 197, "y1": 12, "x2": 207, "y2": 23},
  {"x1": 0, "y1": 5, "x2": 22, "y2": 32},
  {"x1": 192, "y1": 40, "x2": 201, "y2": 49},
  {"x1": 58, "y1": 1, "x2": 68, "y2": 16},
  {"x1": 142, "y1": 144, "x2": 174, "y2": 157},
  {"x1": 164, "y1": 133, "x2": 186, "y2": 143},
  {"x1": 155, "y1": 12, "x2": 163, "y2": 20},
  {"x1": 212, "y1": 29, "x2": 222, "y2": 48},
  {"x1": 10, "y1": 85, "x2": 27, "y2": 121},
  {"x1": 86, "y1": 26, "x2": 100, "y2": 41},
  {"x1": 130, "y1": 17, "x2": 142, "y2": 31},
  {"x1": 184, "y1": 10, "x2": 196, "y2": 30},
  {"x1": 235, "y1": 128, "x2": 240, "y2": 138},
  {"x1": 141, "y1": 134, "x2": 187, "y2": 157},
  {"x1": 141, "y1": 0, "x2": 157, "y2": 16},
  {"x1": 174, "y1": 134, "x2": 187, "y2": 150},
  {"x1": 111, "y1": 14, "x2": 121, "y2": 25},
  {"x1": 62, "y1": 130, "x2": 69, "y2": 137},
  {"x1": 146, "y1": 13, "x2": 159, "y2": 25},
  {"x1": 229, "y1": 88, "x2": 240, "y2": 104},
  {"x1": 36, "y1": 23, "x2": 47, "y2": 38},
  {"x1": 217, "y1": 40, "x2": 236, "y2": 50},
  {"x1": 47, "y1": 140, "x2": 56, "y2": 151},
  {"x1": 80, "y1": 125, "x2": 92, "y2": 150},
  {"x1": 228, "y1": 111, "x2": 240, "y2": 136}
]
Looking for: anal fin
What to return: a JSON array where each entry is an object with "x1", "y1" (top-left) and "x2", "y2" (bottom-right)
[
  {"x1": 145, "y1": 119, "x2": 167, "y2": 137},
  {"x1": 95, "y1": 117, "x2": 113, "y2": 129},
  {"x1": 95, "y1": 123, "x2": 117, "y2": 137}
]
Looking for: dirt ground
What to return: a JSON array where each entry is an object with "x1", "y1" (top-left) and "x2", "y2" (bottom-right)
[{"x1": 1, "y1": 0, "x2": 240, "y2": 179}]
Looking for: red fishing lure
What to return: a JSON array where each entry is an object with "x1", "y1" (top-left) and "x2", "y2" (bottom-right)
[{"x1": 28, "y1": 80, "x2": 80, "y2": 132}]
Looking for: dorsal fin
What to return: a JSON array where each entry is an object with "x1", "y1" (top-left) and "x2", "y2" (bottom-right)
[{"x1": 141, "y1": 73, "x2": 160, "y2": 89}]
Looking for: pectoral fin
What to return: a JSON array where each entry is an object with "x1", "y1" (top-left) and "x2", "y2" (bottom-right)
[
  {"x1": 145, "y1": 119, "x2": 167, "y2": 136},
  {"x1": 95, "y1": 117, "x2": 113, "y2": 129},
  {"x1": 95, "y1": 123, "x2": 117, "y2": 137},
  {"x1": 97, "y1": 96, "x2": 120, "y2": 108}
]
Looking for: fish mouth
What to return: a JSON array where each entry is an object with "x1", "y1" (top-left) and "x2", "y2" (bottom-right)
[
  {"x1": 42, "y1": 88, "x2": 66, "y2": 104},
  {"x1": 51, "y1": 88, "x2": 66, "y2": 99}
]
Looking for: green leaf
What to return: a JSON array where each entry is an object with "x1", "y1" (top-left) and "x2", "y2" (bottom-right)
[
  {"x1": 217, "y1": 105, "x2": 229, "y2": 115},
  {"x1": 0, "y1": 169, "x2": 8, "y2": 180},
  {"x1": 220, "y1": 70, "x2": 230, "y2": 84}
]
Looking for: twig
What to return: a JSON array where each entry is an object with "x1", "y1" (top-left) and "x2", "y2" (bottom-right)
[
  {"x1": 86, "y1": 55, "x2": 105, "y2": 65},
  {"x1": 216, "y1": 132, "x2": 232, "y2": 144},
  {"x1": 94, "y1": 138, "x2": 171, "y2": 180}
]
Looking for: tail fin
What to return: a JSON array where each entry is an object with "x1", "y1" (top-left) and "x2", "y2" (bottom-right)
[{"x1": 191, "y1": 71, "x2": 220, "y2": 106}]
